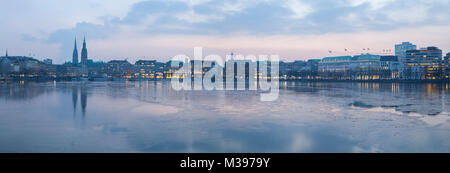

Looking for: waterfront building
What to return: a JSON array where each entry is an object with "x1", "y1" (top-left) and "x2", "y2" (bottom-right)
[
  {"x1": 106, "y1": 60, "x2": 133, "y2": 78},
  {"x1": 43, "y1": 58, "x2": 52, "y2": 65},
  {"x1": 0, "y1": 56, "x2": 41, "y2": 77},
  {"x1": 292, "y1": 60, "x2": 306, "y2": 73},
  {"x1": 395, "y1": 42, "x2": 417, "y2": 79},
  {"x1": 318, "y1": 56, "x2": 352, "y2": 80},
  {"x1": 60, "y1": 63, "x2": 81, "y2": 77},
  {"x1": 305, "y1": 59, "x2": 321, "y2": 79},
  {"x1": 395, "y1": 42, "x2": 417, "y2": 62},
  {"x1": 155, "y1": 62, "x2": 166, "y2": 79},
  {"x1": 86, "y1": 60, "x2": 107, "y2": 78},
  {"x1": 278, "y1": 61, "x2": 292, "y2": 79},
  {"x1": 292, "y1": 60, "x2": 307, "y2": 79},
  {"x1": 404, "y1": 46, "x2": 443, "y2": 80},
  {"x1": 163, "y1": 60, "x2": 183, "y2": 79},
  {"x1": 379, "y1": 56, "x2": 400, "y2": 79},
  {"x1": 0, "y1": 56, "x2": 11, "y2": 74},
  {"x1": 289, "y1": 60, "x2": 320, "y2": 79},
  {"x1": 444, "y1": 52, "x2": 450, "y2": 79},
  {"x1": 134, "y1": 60, "x2": 156, "y2": 79},
  {"x1": 278, "y1": 60, "x2": 306, "y2": 79},
  {"x1": 350, "y1": 54, "x2": 381, "y2": 80}
]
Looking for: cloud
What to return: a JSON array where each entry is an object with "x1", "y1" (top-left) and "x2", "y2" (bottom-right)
[
  {"x1": 173, "y1": 0, "x2": 212, "y2": 6},
  {"x1": 383, "y1": 3, "x2": 431, "y2": 24},
  {"x1": 175, "y1": 10, "x2": 223, "y2": 23},
  {"x1": 348, "y1": 0, "x2": 394, "y2": 10},
  {"x1": 84, "y1": 24, "x2": 450, "y2": 62},
  {"x1": 0, "y1": 0, "x2": 142, "y2": 38},
  {"x1": 283, "y1": 0, "x2": 315, "y2": 19},
  {"x1": 218, "y1": 1, "x2": 247, "y2": 14}
]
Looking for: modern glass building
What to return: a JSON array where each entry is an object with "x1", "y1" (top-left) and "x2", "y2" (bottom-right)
[
  {"x1": 444, "y1": 52, "x2": 450, "y2": 79},
  {"x1": 318, "y1": 56, "x2": 352, "y2": 80},
  {"x1": 404, "y1": 47, "x2": 443, "y2": 80},
  {"x1": 351, "y1": 54, "x2": 381, "y2": 80},
  {"x1": 395, "y1": 42, "x2": 417, "y2": 62},
  {"x1": 379, "y1": 56, "x2": 400, "y2": 79}
]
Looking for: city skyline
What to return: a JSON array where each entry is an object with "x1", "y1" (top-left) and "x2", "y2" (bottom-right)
[
  {"x1": 2, "y1": 38, "x2": 448, "y2": 65},
  {"x1": 1, "y1": 0, "x2": 450, "y2": 64}
]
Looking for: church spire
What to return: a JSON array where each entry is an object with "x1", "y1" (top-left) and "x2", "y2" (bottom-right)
[
  {"x1": 5, "y1": 49, "x2": 8, "y2": 57},
  {"x1": 74, "y1": 38, "x2": 77, "y2": 49},
  {"x1": 72, "y1": 37, "x2": 78, "y2": 65},
  {"x1": 81, "y1": 35, "x2": 88, "y2": 66}
]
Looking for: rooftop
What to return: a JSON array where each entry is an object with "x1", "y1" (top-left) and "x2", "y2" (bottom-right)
[{"x1": 321, "y1": 56, "x2": 352, "y2": 62}]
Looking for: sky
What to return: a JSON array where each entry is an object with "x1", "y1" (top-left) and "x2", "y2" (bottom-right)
[{"x1": 1, "y1": 0, "x2": 450, "y2": 64}]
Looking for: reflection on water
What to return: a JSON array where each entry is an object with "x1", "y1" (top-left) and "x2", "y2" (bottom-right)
[
  {"x1": 80, "y1": 85, "x2": 87, "y2": 116},
  {"x1": 72, "y1": 85, "x2": 77, "y2": 113},
  {"x1": 70, "y1": 84, "x2": 88, "y2": 122},
  {"x1": 0, "y1": 81, "x2": 449, "y2": 153}
]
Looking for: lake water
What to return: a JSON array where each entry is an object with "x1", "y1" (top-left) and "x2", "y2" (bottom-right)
[{"x1": 0, "y1": 81, "x2": 449, "y2": 153}]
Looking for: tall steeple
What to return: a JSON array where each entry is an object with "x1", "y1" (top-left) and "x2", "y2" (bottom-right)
[
  {"x1": 72, "y1": 38, "x2": 78, "y2": 65},
  {"x1": 81, "y1": 36, "x2": 88, "y2": 66},
  {"x1": 5, "y1": 49, "x2": 8, "y2": 57}
]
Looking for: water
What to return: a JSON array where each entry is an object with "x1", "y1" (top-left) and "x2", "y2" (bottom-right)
[{"x1": 0, "y1": 81, "x2": 449, "y2": 153}]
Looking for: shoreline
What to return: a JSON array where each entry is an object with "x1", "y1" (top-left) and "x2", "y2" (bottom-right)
[{"x1": 2, "y1": 77, "x2": 450, "y2": 84}]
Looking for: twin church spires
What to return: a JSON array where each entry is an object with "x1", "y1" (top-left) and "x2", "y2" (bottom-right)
[{"x1": 72, "y1": 36, "x2": 88, "y2": 66}]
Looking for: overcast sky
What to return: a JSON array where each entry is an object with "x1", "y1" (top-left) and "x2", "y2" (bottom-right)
[{"x1": 1, "y1": 0, "x2": 450, "y2": 63}]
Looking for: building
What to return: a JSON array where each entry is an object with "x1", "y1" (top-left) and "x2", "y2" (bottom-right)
[
  {"x1": 59, "y1": 62, "x2": 81, "y2": 77},
  {"x1": 106, "y1": 60, "x2": 133, "y2": 78},
  {"x1": 41, "y1": 63, "x2": 57, "y2": 77},
  {"x1": 379, "y1": 56, "x2": 400, "y2": 79},
  {"x1": 444, "y1": 52, "x2": 450, "y2": 79},
  {"x1": 318, "y1": 56, "x2": 352, "y2": 80},
  {"x1": 395, "y1": 42, "x2": 417, "y2": 62},
  {"x1": 0, "y1": 56, "x2": 12, "y2": 74},
  {"x1": 350, "y1": 54, "x2": 381, "y2": 80},
  {"x1": 0, "y1": 56, "x2": 41, "y2": 77},
  {"x1": 279, "y1": 61, "x2": 293, "y2": 79},
  {"x1": 404, "y1": 46, "x2": 443, "y2": 80},
  {"x1": 86, "y1": 60, "x2": 107, "y2": 78},
  {"x1": 134, "y1": 60, "x2": 156, "y2": 79},
  {"x1": 154, "y1": 62, "x2": 166, "y2": 79},
  {"x1": 164, "y1": 60, "x2": 183, "y2": 79},
  {"x1": 291, "y1": 59, "x2": 320, "y2": 79},
  {"x1": 291, "y1": 61, "x2": 307, "y2": 78},
  {"x1": 294, "y1": 60, "x2": 320, "y2": 79},
  {"x1": 395, "y1": 42, "x2": 416, "y2": 78},
  {"x1": 279, "y1": 59, "x2": 320, "y2": 79},
  {"x1": 43, "y1": 58, "x2": 52, "y2": 65}
]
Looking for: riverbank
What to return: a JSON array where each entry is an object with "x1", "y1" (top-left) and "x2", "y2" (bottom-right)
[{"x1": 2, "y1": 77, "x2": 450, "y2": 83}]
